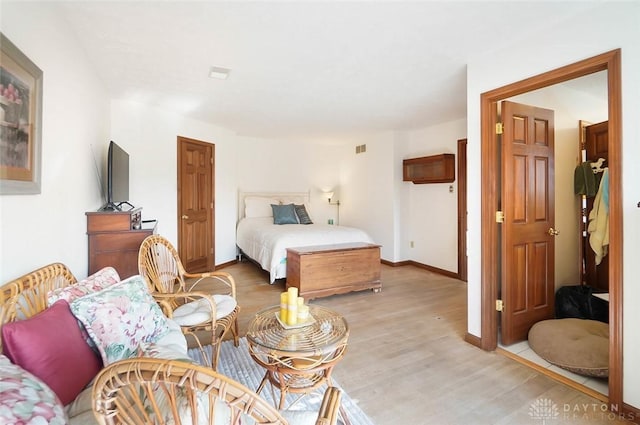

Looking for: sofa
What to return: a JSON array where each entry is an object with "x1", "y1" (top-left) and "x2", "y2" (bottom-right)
[{"x1": 0, "y1": 263, "x2": 190, "y2": 424}]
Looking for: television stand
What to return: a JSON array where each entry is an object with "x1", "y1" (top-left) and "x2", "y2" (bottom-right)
[{"x1": 86, "y1": 208, "x2": 156, "y2": 278}]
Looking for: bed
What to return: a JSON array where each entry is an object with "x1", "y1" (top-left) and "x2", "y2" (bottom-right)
[{"x1": 236, "y1": 191, "x2": 377, "y2": 283}]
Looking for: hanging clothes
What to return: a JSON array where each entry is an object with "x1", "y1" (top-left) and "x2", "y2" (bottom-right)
[
  {"x1": 588, "y1": 168, "x2": 609, "y2": 265},
  {"x1": 574, "y1": 161, "x2": 602, "y2": 197}
]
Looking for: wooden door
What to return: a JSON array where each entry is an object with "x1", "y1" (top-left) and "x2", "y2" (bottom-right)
[
  {"x1": 585, "y1": 121, "x2": 609, "y2": 161},
  {"x1": 177, "y1": 137, "x2": 214, "y2": 273},
  {"x1": 583, "y1": 121, "x2": 609, "y2": 291},
  {"x1": 480, "y1": 50, "x2": 622, "y2": 409},
  {"x1": 500, "y1": 101, "x2": 556, "y2": 345}
]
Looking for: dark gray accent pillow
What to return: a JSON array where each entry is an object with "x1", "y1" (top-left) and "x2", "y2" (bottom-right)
[
  {"x1": 294, "y1": 204, "x2": 313, "y2": 225},
  {"x1": 271, "y1": 204, "x2": 298, "y2": 225}
]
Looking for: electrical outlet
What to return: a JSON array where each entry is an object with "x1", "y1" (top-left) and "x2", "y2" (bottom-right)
[{"x1": 410, "y1": 241, "x2": 414, "y2": 248}]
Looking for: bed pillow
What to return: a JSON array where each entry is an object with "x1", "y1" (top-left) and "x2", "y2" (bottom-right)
[
  {"x1": 1, "y1": 300, "x2": 103, "y2": 406},
  {"x1": 294, "y1": 204, "x2": 313, "y2": 225},
  {"x1": 245, "y1": 197, "x2": 279, "y2": 218},
  {"x1": 271, "y1": 203, "x2": 298, "y2": 225},
  {"x1": 70, "y1": 275, "x2": 170, "y2": 366}
]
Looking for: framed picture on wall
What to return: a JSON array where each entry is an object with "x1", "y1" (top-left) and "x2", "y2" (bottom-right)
[{"x1": 0, "y1": 32, "x2": 43, "y2": 195}]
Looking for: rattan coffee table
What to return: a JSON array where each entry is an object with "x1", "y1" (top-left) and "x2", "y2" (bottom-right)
[{"x1": 246, "y1": 305, "x2": 349, "y2": 411}]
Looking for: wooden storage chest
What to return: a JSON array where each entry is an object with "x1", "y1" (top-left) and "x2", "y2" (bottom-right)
[{"x1": 286, "y1": 242, "x2": 381, "y2": 299}]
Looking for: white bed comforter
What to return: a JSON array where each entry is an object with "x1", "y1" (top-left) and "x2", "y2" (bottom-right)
[{"x1": 236, "y1": 217, "x2": 375, "y2": 283}]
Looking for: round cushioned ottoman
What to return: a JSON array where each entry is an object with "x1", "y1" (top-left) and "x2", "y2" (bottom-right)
[{"x1": 528, "y1": 318, "x2": 609, "y2": 378}]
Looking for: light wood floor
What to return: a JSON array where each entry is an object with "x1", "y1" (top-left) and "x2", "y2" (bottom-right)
[{"x1": 221, "y1": 261, "x2": 633, "y2": 425}]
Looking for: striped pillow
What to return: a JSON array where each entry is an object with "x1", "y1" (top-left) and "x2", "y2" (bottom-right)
[{"x1": 295, "y1": 204, "x2": 313, "y2": 225}]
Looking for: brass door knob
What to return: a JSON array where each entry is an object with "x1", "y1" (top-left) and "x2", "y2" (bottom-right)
[
  {"x1": 181, "y1": 215, "x2": 189, "y2": 220},
  {"x1": 548, "y1": 227, "x2": 560, "y2": 236}
]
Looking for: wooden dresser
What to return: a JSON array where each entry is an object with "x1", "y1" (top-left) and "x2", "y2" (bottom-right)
[
  {"x1": 86, "y1": 208, "x2": 156, "y2": 279},
  {"x1": 286, "y1": 242, "x2": 382, "y2": 299}
]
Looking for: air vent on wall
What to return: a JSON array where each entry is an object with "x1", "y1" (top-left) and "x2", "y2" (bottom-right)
[{"x1": 355, "y1": 144, "x2": 367, "y2": 154}]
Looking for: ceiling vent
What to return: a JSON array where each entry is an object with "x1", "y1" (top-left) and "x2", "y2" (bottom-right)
[{"x1": 209, "y1": 66, "x2": 231, "y2": 80}]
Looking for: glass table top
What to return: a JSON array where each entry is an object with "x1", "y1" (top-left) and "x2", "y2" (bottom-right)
[{"x1": 247, "y1": 305, "x2": 349, "y2": 355}]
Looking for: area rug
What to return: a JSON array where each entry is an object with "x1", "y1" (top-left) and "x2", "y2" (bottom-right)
[{"x1": 188, "y1": 338, "x2": 375, "y2": 425}]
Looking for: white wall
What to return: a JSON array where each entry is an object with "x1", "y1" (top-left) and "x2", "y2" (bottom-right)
[
  {"x1": 510, "y1": 80, "x2": 608, "y2": 288},
  {"x1": 110, "y1": 100, "x2": 242, "y2": 265},
  {"x1": 226, "y1": 131, "x2": 401, "y2": 264},
  {"x1": 393, "y1": 132, "x2": 410, "y2": 262},
  {"x1": 338, "y1": 133, "x2": 397, "y2": 262},
  {"x1": 234, "y1": 126, "x2": 464, "y2": 268},
  {"x1": 0, "y1": 2, "x2": 109, "y2": 282},
  {"x1": 466, "y1": 2, "x2": 640, "y2": 407},
  {"x1": 235, "y1": 136, "x2": 342, "y2": 226},
  {"x1": 400, "y1": 118, "x2": 466, "y2": 271}
]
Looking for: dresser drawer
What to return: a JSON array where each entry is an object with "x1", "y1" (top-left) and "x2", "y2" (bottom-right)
[{"x1": 89, "y1": 231, "x2": 150, "y2": 252}]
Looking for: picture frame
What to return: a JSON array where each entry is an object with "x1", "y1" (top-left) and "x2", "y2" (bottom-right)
[{"x1": 0, "y1": 32, "x2": 43, "y2": 195}]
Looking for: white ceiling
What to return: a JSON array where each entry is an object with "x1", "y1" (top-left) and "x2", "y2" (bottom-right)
[{"x1": 56, "y1": 1, "x2": 604, "y2": 141}]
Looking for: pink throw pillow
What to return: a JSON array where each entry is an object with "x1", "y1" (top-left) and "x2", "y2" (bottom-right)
[
  {"x1": 47, "y1": 266, "x2": 121, "y2": 305},
  {"x1": 1, "y1": 300, "x2": 103, "y2": 405}
]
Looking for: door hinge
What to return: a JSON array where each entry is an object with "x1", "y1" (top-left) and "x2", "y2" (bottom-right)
[
  {"x1": 210, "y1": 157, "x2": 213, "y2": 164},
  {"x1": 495, "y1": 211, "x2": 504, "y2": 223},
  {"x1": 495, "y1": 122, "x2": 504, "y2": 135},
  {"x1": 496, "y1": 300, "x2": 504, "y2": 312}
]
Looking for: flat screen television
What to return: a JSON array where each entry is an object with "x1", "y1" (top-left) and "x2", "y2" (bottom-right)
[{"x1": 100, "y1": 140, "x2": 131, "y2": 211}]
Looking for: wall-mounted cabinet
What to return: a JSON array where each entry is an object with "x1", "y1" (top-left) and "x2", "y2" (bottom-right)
[{"x1": 403, "y1": 153, "x2": 455, "y2": 184}]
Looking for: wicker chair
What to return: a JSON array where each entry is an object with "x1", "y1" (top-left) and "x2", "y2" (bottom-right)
[
  {"x1": 0, "y1": 263, "x2": 77, "y2": 353},
  {"x1": 138, "y1": 235, "x2": 240, "y2": 370},
  {"x1": 92, "y1": 358, "x2": 343, "y2": 425}
]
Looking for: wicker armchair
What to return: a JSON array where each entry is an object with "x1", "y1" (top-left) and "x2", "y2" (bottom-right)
[
  {"x1": 138, "y1": 235, "x2": 240, "y2": 370},
  {"x1": 92, "y1": 358, "x2": 342, "y2": 425}
]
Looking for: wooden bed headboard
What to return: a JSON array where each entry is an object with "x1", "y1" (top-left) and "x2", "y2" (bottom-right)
[{"x1": 237, "y1": 191, "x2": 310, "y2": 222}]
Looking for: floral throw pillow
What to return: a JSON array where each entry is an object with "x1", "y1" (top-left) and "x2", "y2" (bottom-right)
[
  {"x1": 70, "y1": 275, "x2": 170, "y2": 366},
  {"x1": 47, "y1": 266, "x2": 121, "y2": 305},
  {"x1": 47, "y1": 267, "x2": 122, "y2": 355},
  {"x1": 0, "y1": 355, "x2": 67, "y2": 425}
]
